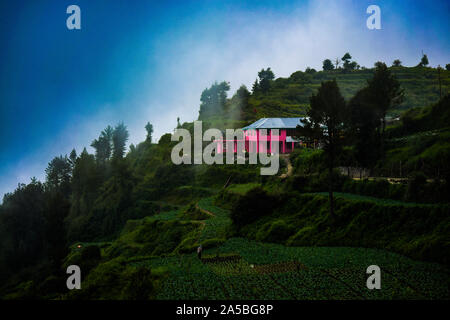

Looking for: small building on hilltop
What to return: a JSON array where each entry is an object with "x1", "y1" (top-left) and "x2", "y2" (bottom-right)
[{"x1": 216, "y1": 117, "x2": 308, "y2": 154}]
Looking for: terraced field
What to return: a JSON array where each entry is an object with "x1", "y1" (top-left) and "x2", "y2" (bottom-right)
[
  {"x1": 131, "y1": 238, "x2": 449, "y2": 300},
  {"x1": 129, "y1": 198, "x2": 450, "y2": 300},
  {"x1": 313, "y1": 192, "x2": 440, "y2": 207},
  {"x1": 196, "y1": 197, "x2": 232, "y2": 242}
]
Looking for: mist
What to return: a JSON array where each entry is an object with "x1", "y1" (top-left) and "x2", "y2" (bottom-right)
[{"x1": 1, "y1": 0, "x2": 449, "y2": 201}]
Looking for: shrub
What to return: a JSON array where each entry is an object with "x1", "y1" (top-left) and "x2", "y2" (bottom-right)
[
  {"x1": 256, "y1": 220, "x2": 295, "y2": 243},
  {"x1": 240, "y1": 192, "x2": 450, "y2": 266},
  {"x1": 79, "y1": 245, "x2": 102, "y2": 275},
  {"x1": 178, "y1": 203, "x2": 211, "y2": 220},
  {"x1": 342, "y1": 179, "x2": 407, "y2": 201},
  {"x1": 201, "y1": 238, "x2": 226, "y2": 249},
  {"x1": 81, "y1": 245, "x2": 101, "y2": 261},
  {"x1": 104, "y1": 218, "x2": 200, "y2": 259},
  {"x1": 121, "y1": 267, "x2": 155, "y2": 300},
  {"x1": 65, "y1": 258, "x2": 164, "y2": 300},
  {"x1": 405, "y1": 171, "x2": 427, "y2": 201},
  {"x1": 230, "y1": 187, "x2": 278, "y2": 230},
  {"x1": 175, "y1": 236, "x2": 198, "y2": 254}
]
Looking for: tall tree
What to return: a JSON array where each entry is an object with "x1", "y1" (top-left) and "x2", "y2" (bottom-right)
[
  {"x1": 348, "y1": 87, "x2": 381, "y2": 174},
  {"x1": 44, "y1": 191, "x2": 70, "y2": 269},
  {"x1": 236, "y1": 85, "x2": 250, "y2": 101},
  {"x1": 252, "y1": 78, "x2": 260, "y2": 94},
  {"x1": 366, "y1": 62, "x2": 404, "y2": 136},
  {"x1": 229, "y1": 85, "x2": 251, "y2": 120},
  {"x1": 0, "y1": 180, "x2": 46, "y2": 277},
  {"x1": 69, "y1": 148, "x2": 101, "y2": 232},
  {"x1": 298, "y1": 80, "x2": 347, "y2": 218},
  {"x1": 392, "y1": 59, "x2": 402, "y2": 67},
  {"x1": 145, "y1": 122, "x2": 154, "y2": 143},
  {"x1": 68, "y1": 149, "x2": 77, "y2": 169},
  {"x1": 112, "y1": 122, "x2": 129, "y2": 161},
  {"x1": 45, "y1": 155, "x2": 72, "y2": 195},
  {"x1": 257, "y1": 68, "x2": 275, "y2": 93},
  {"x1": 342, "y1": 52, "x2": 357, "y2": 71},
  {"x1": 322, "y1": 59, "x2": 335, "y2": 71},
  {"x1": 91, "y1": 125, "x2": 113, "y2": 164},
  {"x1": 419, "y1": 53, "x2": 429, "y2": 67},
  {"x1": 437, "y1": 65, "x2": 443, "y2": 100},
  {"x1": 198, "y1": 81, "x2": 230, "y2": 120},
  {"x1": 334, "y1": 58, "x2": 341, "y2": 69},
  {"x1": 342, "y1": 52, "x2": 352, "y2": 64}
]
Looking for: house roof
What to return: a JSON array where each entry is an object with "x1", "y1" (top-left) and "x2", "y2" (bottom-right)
[{"x1": 242, "y1": 117, "x2": 305, "y2": 130}]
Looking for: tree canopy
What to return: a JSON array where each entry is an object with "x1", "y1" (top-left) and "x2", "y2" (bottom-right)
[
  {"x1": 298, "y1": 80, "x2": 348, "y2": 217},
  {"x1": 366, "y1": 62, "x2": 404, "y2": 134},
  {"x1": 322, "y1": 59, "x2": 334, "y2": 71},
  {"x1": 419, "y1": 54, "x2": 429, "y2": 67},
  {"x1": 198, "y1": 81, "x2": 230, "y2": 120},
  {"x1": 393, "y1": 59, "x2": 402, "y2": 67},
  {"x1": 257, "y1": 68, "x2": 275, "y2": 93},
  {"x1": 145, "y1": 122, "x2": 154, "y2": 143},
  {"x1": 112, "y1": 122, "x2": 129, "y2": 161}
]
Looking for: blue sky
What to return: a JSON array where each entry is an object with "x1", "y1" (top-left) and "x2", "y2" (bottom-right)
[{"x1": 0, "y1": 0, "x2": 449, "y2": 200}]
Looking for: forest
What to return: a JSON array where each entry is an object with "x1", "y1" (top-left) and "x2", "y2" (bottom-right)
[{"x1": 0, "y1": 53, "x2": 449, "y2": 300}]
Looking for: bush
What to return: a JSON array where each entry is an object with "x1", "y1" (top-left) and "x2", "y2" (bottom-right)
[
  {"x1": 342, "y1": 179, "x2": 406, "y2": 200},
  {"x1": 106, "y1": 220, "x2": 200, "y2": 258},
  {"x1": 238, "y1": 192, "x2": 450, "y2": 266},
  {"x1": 65, "y1": 258, "x2": 164, "y2": 300},
  {"x1": 175, "y1": 236, "x2": 198, "y2": 254},
  {"x1": 79, "y1": 245, "x2": 102, "y2": 275},
  {"x1": 287, "y1": 169, "x2": 348, "y2": 193},
  {"x1": 178, "y1": 203, "x2": 211, "y2": 220},
  {"x1": 405, "y1": 171, "x2": 427, "y2": 201},
  {"x1": 230, "y1": 187, "x2": 278, "y2": 230},
  {"x1": 81, "y1": 245, "x2": 101, "y2": 261},
  {"x1": 256, "y1": 220, "x2": 295, "y2": 243},
  {"x1": 201, "y1": 238, "x2": 226, "y2": 249},
  {"x1": 121, "y1": 267, "x2": 155, "y2": 300}
]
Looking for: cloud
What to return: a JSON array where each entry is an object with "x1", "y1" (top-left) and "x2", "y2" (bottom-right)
[{"x1": 1, "y1": 0, "x2": 449, "y2": 200}]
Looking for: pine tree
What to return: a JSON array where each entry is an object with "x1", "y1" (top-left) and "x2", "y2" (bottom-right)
[
  {"x1": 145, "y1": 122, "x2": 154, "y2": 143},
  {"x1": 112, "y1": 122, "x2": 129, "y2": 161},
  {"x1": 298, "y1": 80, "x2": 348, "y2": 219}
]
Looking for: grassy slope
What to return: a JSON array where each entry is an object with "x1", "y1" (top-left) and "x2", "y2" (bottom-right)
[
  {"x1": 123, "y1": 199, "x2": 449, "y2": 300},
  {"x1": 227, "y1": 190, "x2": 450, "y2": 265},
  {"x1": 79, "y1": 66, "x2": 449, "y2": 299},
  {"x1": 51, "y1": 180, "x2": 449, "y2": 300},
  {"x1": 378, "y1": 95, "x2": 450, "y2": 178},
  {"x1": 240, "y1": 66, "x2": 450, "y2": 122}
]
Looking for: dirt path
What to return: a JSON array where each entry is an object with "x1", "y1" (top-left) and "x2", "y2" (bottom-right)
[
  {"x1": 279, "y1": 155, "x2": 293, "y2": 179},
  {"x1": 192, "y1": 202, "x2": 216, "y2": 245},
  {"x1": 195, "y1": 202, "x2": 216, "y2": 217},
  {"x1": 352, "y1": 177, "x2": 441, "y2": 184}
]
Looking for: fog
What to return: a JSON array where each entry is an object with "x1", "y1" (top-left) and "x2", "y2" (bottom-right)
[{"x1": 1, "y1": 0, "x2": 449, "y2": 201}]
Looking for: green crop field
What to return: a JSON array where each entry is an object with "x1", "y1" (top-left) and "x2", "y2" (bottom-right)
[
  {"x1": 127, "y1": 200, "x2": 450, "y2": 300},
  {"x1": 133, "y1": 237, "x2": 449, "y2": 300}
]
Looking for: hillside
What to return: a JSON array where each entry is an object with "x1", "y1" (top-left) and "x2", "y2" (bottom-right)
[
  {"x1": 204, "y1": 66, "x2": 450, "y2": 130},
  {"x1": 1, "y1": 61, "x2": 449, "y2": 300}
]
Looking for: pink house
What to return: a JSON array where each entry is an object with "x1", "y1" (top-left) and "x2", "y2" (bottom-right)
[{"x1": 216, "y1": 117, "x2": 304, "y2": 154}]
